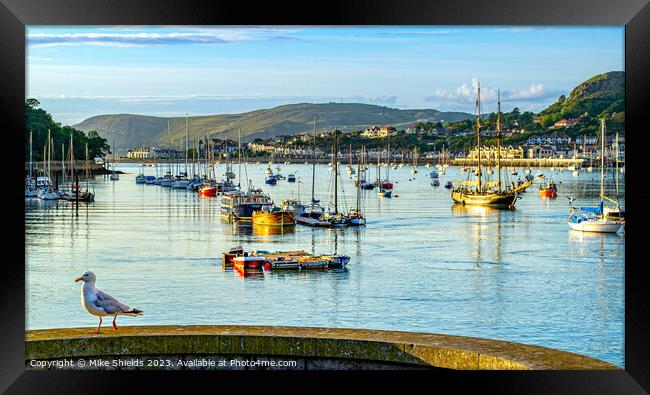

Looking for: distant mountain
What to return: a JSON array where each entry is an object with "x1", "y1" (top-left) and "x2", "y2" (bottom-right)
[
  {"x1": 536, "y1": 71, "x2": 624, "y2": 128},
  {"x1": 73, "y1": 103, "x2": 473, "y2": 151}
]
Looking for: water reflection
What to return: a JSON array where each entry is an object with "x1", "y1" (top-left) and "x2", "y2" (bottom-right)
[
  {"x1": 252, "y1": 223, "x2": 296, "y2": 237},
  {"x1": 234, "y1": 269, "x2": 265, "y2": 281},
  {"x1": 450, "y1": 203, "x2": 507, "y2": 217},
  {"x1": 25, "y1": 163, "x2": 625, "y2": 366},
  {"x1": 450, "y1": 204, "x2": 505, "y2": 268}
]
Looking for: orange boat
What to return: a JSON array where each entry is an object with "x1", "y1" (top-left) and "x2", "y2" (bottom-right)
[
  {"x1": 198, "y1": 184, "x2": 218, "y2": 196},
  {"x1": 539, "y1": 181, "x2": 557, "y2": 198}
]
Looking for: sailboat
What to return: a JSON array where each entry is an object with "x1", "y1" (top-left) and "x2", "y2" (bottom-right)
[
  {"x1": 25, "y1": 131, "x2": 38, "y2": 197},
  {"x1": 109, "y1": 140, "x2": 119, "y2": 181},
  {"x1": 451, "y1": 86, "x2": 539, "y2": 208},
  {"x1": 172, "y1": 115, "x2": 191, "y2": 189},
  {"x1": 568, "y1": 118, "x2": 624, "y2": 233},
  {"x1": 378, "y1": 139, "x2": 393, "y2": 197},
  {"x1": 410, "y1": 147, "x2": 418, "y2": 174},
  {"x1": 321, "y1": 130, "x2": 350, "y2": 227},
  {"x1": 346, "y1": 144, "x2": 355, "y2": 175},
  {"x1": 37, "y1": 130, "x2": 59, "y2": 200},
  {"x1": 80, "y1": 143, "x2": 96, "y2": 201},
  {"x1": 346, "y1": 152, "x2": 367, "y2": 225},
  {"x1": 357, "y1": 146, "x2": 374, "y2": 190},
  {"x1": 65, "y1": 142, "x2": 96, "y2": 202},
  {"x1": 220, "y1": 129, "x2": 273, "y2": 221},
  {"x1": 135, "y1": 146, "x2": 147, "y2": 184},
  {"x1": 199, "y1": 134, "x2": 218, "y2": 196},
  {"x1": 295, "y1": 115, "x2": 329, "y2": 227}
]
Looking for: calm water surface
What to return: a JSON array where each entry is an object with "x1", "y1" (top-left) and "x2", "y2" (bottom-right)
[{"x1": 25, "y1": 163, "x2": 625, "y2": 367}]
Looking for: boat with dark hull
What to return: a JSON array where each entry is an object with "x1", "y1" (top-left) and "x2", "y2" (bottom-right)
[
  {"x1": 220, "y1": 187, "x2": 273, "y2": 221},
  {"x1": 451, "y1": 85, "x2": 538, "y2": 209}
]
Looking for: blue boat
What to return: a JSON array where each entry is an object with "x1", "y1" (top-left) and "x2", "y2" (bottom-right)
[{"x1": 265, "y1": 175, "x2": 278, "y2": 185}]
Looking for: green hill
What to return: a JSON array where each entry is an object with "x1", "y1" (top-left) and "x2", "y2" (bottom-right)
[
  {"x1": 73, "y1": 103, "x2": 473, "y2": 151},
  {"x1": 536, "y1": 71, "x2": 624, "y2": 129}
]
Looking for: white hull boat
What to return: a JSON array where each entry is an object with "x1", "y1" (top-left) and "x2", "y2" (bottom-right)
[{"x1": 568, "y1": 219, "x2": 623, "y2": 233}]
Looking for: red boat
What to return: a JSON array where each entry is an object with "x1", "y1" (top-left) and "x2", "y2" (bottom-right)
[
  {"x1": 198, "y1": 184, "x2": 217, "y2": 196},
  {"x1": 538, "y1": 181, "x2": 557, "y2": 198},
  {"x1": 223, "y1": 246, "x2": 267, "y2": 272},
  {"x1": 233, "y1": 256, "x2": 266, "y2": 273},
  {"x1": 374, "y1": 179, "x2": 393, "y2": 189}
]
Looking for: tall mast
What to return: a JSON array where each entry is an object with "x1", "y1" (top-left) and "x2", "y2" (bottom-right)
[
  {"x1": 185, "y1": 114, "x2": 189, "y2": 176},
  {"x1": 192, "y1": 139, "x2": 196, "y2": 177},
  {"x1": 311, "y1": 115, "x2": 316, "y2": 204},
  {"x1": 356, "y1": 149, "x2": 361, "y2": 211},
  {"x1": 238, "y1": 128, "x2": 242, "y2": 188},
  {"x1": 70, "y1": 132, "x2": 74, "y2": 190},
  {"x1": 61, "y1": 143, "x2": 66, "y2": 189},
  {"x1": 496, "y1": 89, "x2": 502, "y2": 192},
  {"x1": 29, "y1": 130, "x2": 33, "y2": 180},
  {"x1": 476, "y1": 82, "x2": 482, "y2": 192},
  {"x1": 377, "y1": 149, "x2": 381, "y2": 180},
  {"x1": 615, "y1": 131, "x2": 619, "y2": 200},
  {"x1": 47, "y1": 129, "x2": 51, "y2": 180},
  {"x1": 85, "y1": 143, "x2": 90, "y2": 190},
  {"x1": 334, "y1": 130, "x2": 339, "y2": 214},
  {"x1": 387, "y1": 137, "x2": 390, "y2": 180},
  {"x1": 600, "y1": 118, "x2": 605, "y2": 217}
]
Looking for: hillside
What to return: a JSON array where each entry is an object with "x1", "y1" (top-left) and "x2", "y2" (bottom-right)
[
  {"x1": 73, "y1": 103, "x2": 473, "y2": 151},
  {"x1": 536, "y1": 71, "x2": 624, "y2": 129}
]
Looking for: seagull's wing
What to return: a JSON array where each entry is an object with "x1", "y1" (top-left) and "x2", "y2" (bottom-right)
[{"x1": 94, "y1": 289, "x2": 142, "y2": 315}]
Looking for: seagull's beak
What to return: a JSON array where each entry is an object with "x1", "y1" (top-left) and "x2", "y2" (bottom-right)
[{"x1": 74, "y1": 277, "x2": 82, "y2": 282}]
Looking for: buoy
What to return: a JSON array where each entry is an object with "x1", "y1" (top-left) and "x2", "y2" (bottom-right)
[{"x1": 264, "y1": 262, "x2": 271, "y2": 270}]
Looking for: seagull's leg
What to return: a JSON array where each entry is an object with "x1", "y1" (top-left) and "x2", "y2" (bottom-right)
[
  {"x1": 96, "y1": 317, "x2": 102, "y2": 334},
  {"x1": 112, "y1": 315, "x2": 118, "y2": 331}
]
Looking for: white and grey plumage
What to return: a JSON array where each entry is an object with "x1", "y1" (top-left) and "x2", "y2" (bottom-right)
[{"x1": 75, "y1": 271, "x2": 143, "y2": 333}]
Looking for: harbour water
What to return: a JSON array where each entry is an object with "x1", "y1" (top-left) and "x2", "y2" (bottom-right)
[{"x1": 25, "y1": 163, "x2": 625, "y2": 367}]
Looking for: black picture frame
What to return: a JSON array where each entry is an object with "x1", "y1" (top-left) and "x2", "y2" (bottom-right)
[{"x1": 2, "y1": 0, "x2": 648, "y2": 392}]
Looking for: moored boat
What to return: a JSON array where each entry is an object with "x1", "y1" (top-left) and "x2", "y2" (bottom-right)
[
  {"x1": 252, "y1": 205, "x2": 296, "y2": 227},
  {"x1": 451, "y1": 85, "x2": 539, "y2": 209},
  {"x1": 198, "y1": 183, "x2": 218, "y2": 197},
  {"x1": 539, "y1": 181, "x2": 557, "y2": 198},
  {"x1": 567, "y1": 119, "x2": 624, "y2": 233},
  {"x1": 223, "y1": 247, "x2": 350, "y2": 271},
  {"x1": 221, "y1": 186, "x2": 273, "y2": 221}
]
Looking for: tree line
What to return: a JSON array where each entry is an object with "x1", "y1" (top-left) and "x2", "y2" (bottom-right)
[{"x1": 25, "y1": 98, "x2": 110, "y2": 162}]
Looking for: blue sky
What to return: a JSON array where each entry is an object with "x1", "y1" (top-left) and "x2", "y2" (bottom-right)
[{"x1": 27, "y1": 26, "x2": 624, "y2": 125}]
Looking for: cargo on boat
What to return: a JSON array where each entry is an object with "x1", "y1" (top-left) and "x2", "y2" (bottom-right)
[{"x1": 222, "y1": 247, "x2": 350, "y2": 271}]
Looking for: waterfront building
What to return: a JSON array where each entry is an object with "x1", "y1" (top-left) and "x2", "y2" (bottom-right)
[
  {"x1": 126, "y1": 147, "x2": 180, "y2": 159},
  {"x1": 525, "y1": 145, "x2": 557, "y2": 159},
  {"x1": 527, "y1": 133, "x2": 572, "y2": 145},
  {"x1": 468, "y1": 145, "x2": 524, "y2": 161},
  {"x1": 126, "y1": 147, "x2": 153, "y2": 159}
]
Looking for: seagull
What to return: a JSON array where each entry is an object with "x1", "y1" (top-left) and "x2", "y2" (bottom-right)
[{"x1": 74, "y1": 271, "x2": 143, "y2": 333}]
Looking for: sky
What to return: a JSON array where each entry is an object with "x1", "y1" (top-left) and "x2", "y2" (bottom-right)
[{"x1": 26, "y1": 26, "x2": 624, "y2": 125}]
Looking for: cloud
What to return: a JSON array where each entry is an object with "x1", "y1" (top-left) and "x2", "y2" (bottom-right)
[
  {"x1": 428, "y1": 79, "x2": 558, "y2": 104},
  {"x1": 508, "y1": 84, "x2": 546, "y2": 100},
  {"x1": 27, "y1": 29, "x2": 300, "y2": 47}
]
